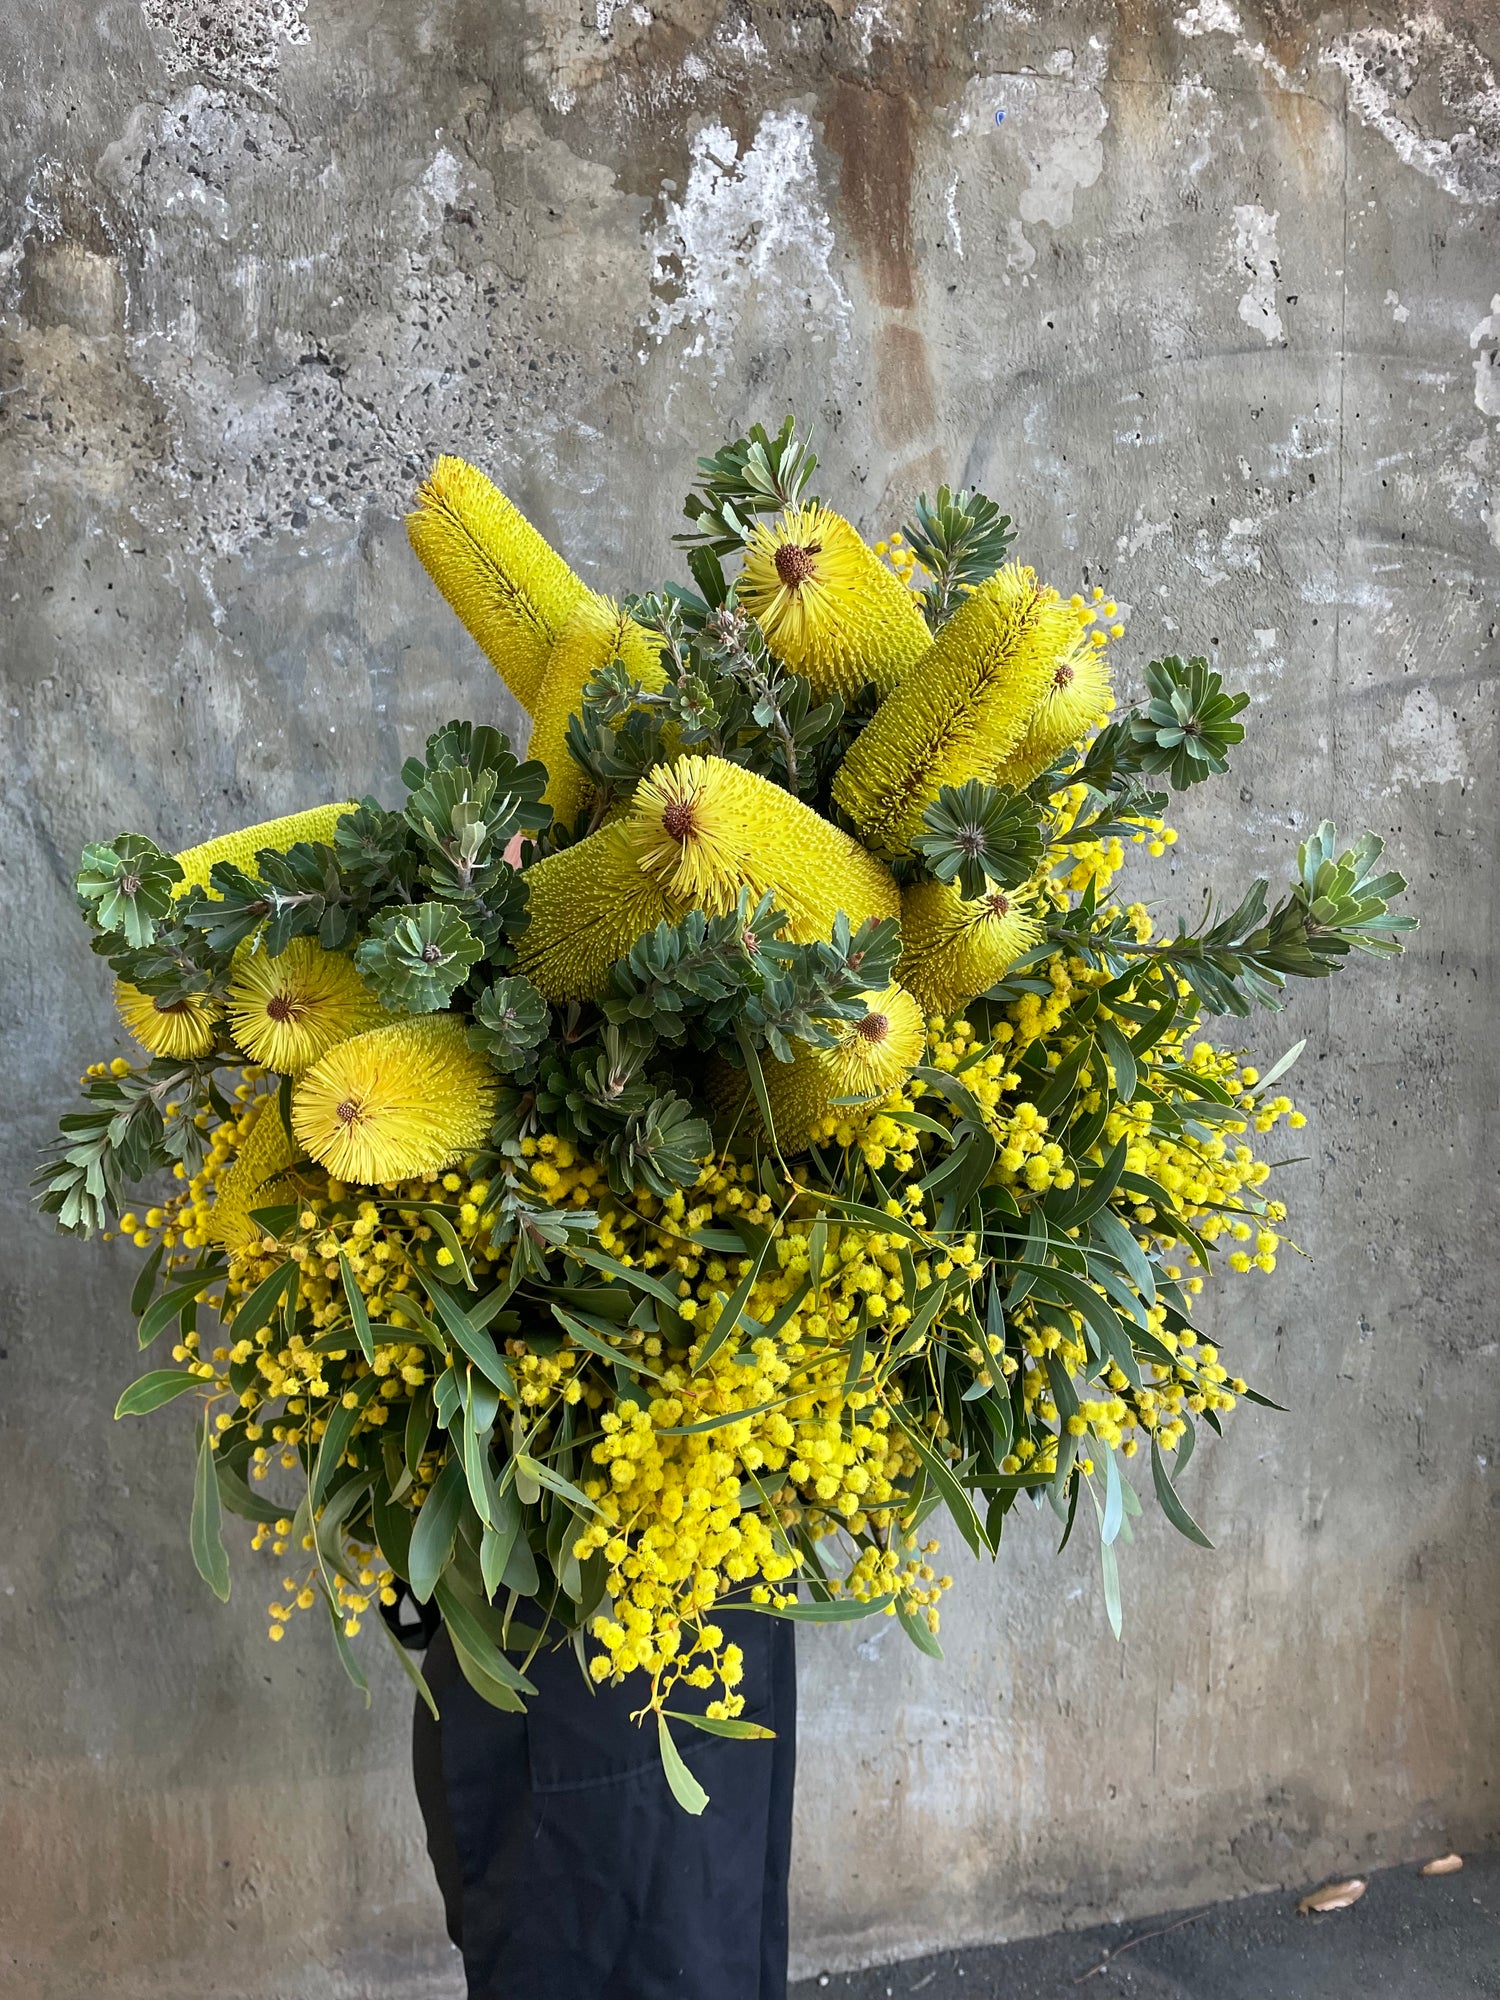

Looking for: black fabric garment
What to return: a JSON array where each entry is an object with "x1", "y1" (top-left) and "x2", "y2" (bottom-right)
[{"x1": 409, "y1": 1608, "x2": 796, "y2": 2000}]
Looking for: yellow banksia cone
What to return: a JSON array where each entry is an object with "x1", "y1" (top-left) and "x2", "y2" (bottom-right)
[
  {"x1": 832, "y1": 565, "x2": 1088, "y2": 854},
  {"x1": 526, "y1": 596, "x2": 666, "y2": 826},
  {"x1": 716, "y1": 985, "x2": 925, "y2": 1153},
  {"x1": 292, "y1": 1013, "x2": 496, "y2": 1184},
  {"x1": 114, "y1": 982, "x2": 222, "y2": 1060},
  {"x1": 992, "y1": 636, "x2": 1113, "y2": 790},
  {"x1": 408, "y1": 456, "x2": 594, "y2": 712},
  {"x1": 226, "y1": 937, "x2": 384, "y2": 1075},
  {"x1": 737, "y1": 503, "x2": 931, "y2": 700},
  {"x1": 174, "y1": 803, "x2": 358, "y2": 898},
  {"x1": 516, "y1": 755, "x2": 900, "y2": 1002},
  {"x1": 897, "y1": 879, "x2": 1043, "y2": 1016},
  {"x1": 209, "y1": 1097, "x2": 303, "y2": 1250}
]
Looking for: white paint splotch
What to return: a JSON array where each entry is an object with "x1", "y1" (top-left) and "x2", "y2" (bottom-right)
[
  {"x1": 1471, "y1": 297, "x2": 1500, "y2": 418},
  {"x1": 1174, "y1": 0, "x2": 1296, "y2": 92},
  {"x1": 953, "y1": 61, "x2": 1109, "y2": 270},
  {"x1": 642, "y1": 111, "x2": 850, "y2": 371},
  {"x1": 1323, "y1": 16, "x2": 1500, "y2": 207},
  {"x1": 1232, "y1": 203, "x2": 1285, "y2": 345}
]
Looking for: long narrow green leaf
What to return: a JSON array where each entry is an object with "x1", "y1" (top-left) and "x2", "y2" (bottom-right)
[
  {"x1": 129, "y1": 1241, "x2": 166, "y2": 1318},
  {"x1": 1150, "y1": 1436, "x2": 1214, "y2": 1548},
  {"x1": 1095, "y1": 1017, "x2": 1137, "y2": 1104},
  {"x1": 407, "y1": 1454, "x2": 466, "y2": 1602},
  {"x1": 114, "y1": 1369, "x2": 200, "y2": 1418},
  {"x1": 230, "y1": 1258, "x2": 297, "y2": 1341},
  {"x1": 570, "y1": 1246, "x2": 686, "y2": 1311},
  {"x1": 657, "y1": 1714, "x2": 710, "y2": 1815},
  {"x1": 311, "y1": 1375, "x2": 378, "y2": 1505},
  {"x1": 893, "y1": 1416, "x2": 989, "y2": 1559},
  {"x1": 338, "y1": 1253, "x2": 375, "y2": 1365},
  {"x1": 665, "y1": 1710, "x2": 775, "y2": 1740},
  {"x1": 694, "y1": 1224, "x2": 777, "y2": 1373},
  {"x1": 418, "y1": 1275, "x2": 518, "y2": 1398},
  {"x1": 1101, "y1": 1445, "x2": 1124, "y2": 1546},
  {"x1": 190, "y1": 1410, "x2": 231, "y2": 1602}
]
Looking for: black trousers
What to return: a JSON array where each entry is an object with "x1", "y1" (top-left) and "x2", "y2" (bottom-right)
[{"x1": 410, "y1": 1610, "x2": 796, "y2": 2000}]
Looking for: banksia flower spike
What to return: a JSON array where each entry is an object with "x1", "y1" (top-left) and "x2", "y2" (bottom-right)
[
  {"x1": 408, "y1": 455, "x2": 594, "y2": 712},
  {"x1": 174, "y1": 803, "x2": 358, "y2": 897},
  {"x1": 737, "y1": 502, "x2": 931, "y2": 700},
  {"x1": 527, "y1": 596, "x2": 666, "y2": 824},
  {"x1": 208, "y1": 1097, "x2": 304, "y2": 1250},
  {"x1": 992, "y1": 635, "x2": 1113, "y2": 791},
  {"x1": 517, "y1": 755, "x2": 901, "y2": 1002},
  {"x1": 717, "y1": 984, "x2": 925, "y2": 1153},
  {"x1": 226, "y1": 937, "x2": 384, "y2": 1075},
  {"x1": 897, "y1": 878, "x2": 1043, "y2": 1016},
  {"x1": 623, "y1": 757, "x2": 900, "y2": 938},
  {"x1": 114, "y1": 982, "x2": 222, "y2": 1060},
  {"x1": 832, "y1": 565, "x2": 1087, "y2": 855},
  {"x1": 292, "y1": 1013, "x2": 496, "y2": 1184}
]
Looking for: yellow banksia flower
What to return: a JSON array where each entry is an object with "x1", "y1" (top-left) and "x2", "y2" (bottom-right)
[
  {"x1": 174, "y1": 803, "x2": 358, "y2": 898},
  {"x1": 517, "y1": 755, "x2": 900, "y2": 1002},
  {"x1": 114, "y1": 982, "x2": 222, "y2": 1060},
  {"x1": 226, "y1": 938, "x2": 383, "y2": 1075},
  {"x1": 292, "y1": 1013, "x2": 496, "y2": 1185},
  {"x1": 719, "y1": 985, "x2": 925, "y2": 1152},
  {"x1": 209, "y1": 1097, "x2": 303, "y2": 1250},
  {"x1": 897, "y1": 879, "x2": 1043, "y2": 1015},
  {"x1": 737, "y1": 503, "x2": 930, "y2": 699},
  {"x1": 993, "y1": 636, "x2": 1113, "y2": 790},
  {"x1": 514, "y1": 822, "x2": 679, "y2": 1003},
  {"x1": 624, "y1": 756, "x2": 899, "y2": 937},
  {"x1": 526, "y1": 596, "x2": 666, "y2": 825},
  {"x1": 832, "y1": 566, "x2": 1087, "y2": 854},
  {"x1": 407, "y1": 455, "x2": 594, "y2": 712}
]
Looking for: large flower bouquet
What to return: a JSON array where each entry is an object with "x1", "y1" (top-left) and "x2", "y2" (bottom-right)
[{"x1": 39, "y1": 417, "x2": 1413, "y2": 1808}]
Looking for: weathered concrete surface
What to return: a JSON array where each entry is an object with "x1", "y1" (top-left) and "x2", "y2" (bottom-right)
[{"x1": 2, "y1": 2, "x2": 1497, "y2": 1993}]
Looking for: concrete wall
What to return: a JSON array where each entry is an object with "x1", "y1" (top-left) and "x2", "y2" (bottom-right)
[{"x1": 3, "y1": 2, "x2": 1496, "y2": 1992}]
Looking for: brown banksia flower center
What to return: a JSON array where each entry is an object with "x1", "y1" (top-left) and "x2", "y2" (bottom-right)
[
  {"x1": 986, "y1": 893, "x2": 1012, "y2": 918},
  {"x1": 266, "y1": 992, "x2": 306, "y2": 1022},
  {"x1": 661, "y1": 796, "x2": 701, "y2": 842},
  {"x1": 854, "y1": 1011, "x2": 890, "y2": 1044},
  {"x1": 1053, "y1": 662, "x2": 1075, "y2": 688},
  {"x1": 774, "y1": 541, "x2": 821, "y2": 590},
  {"x1": 335, "y1": 1098, "x2": 364, "y2": 1126}
]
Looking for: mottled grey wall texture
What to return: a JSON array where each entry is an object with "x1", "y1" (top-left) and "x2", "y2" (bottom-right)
[{"x1": 3, "y1": 1, "x2": 1497, "y2": 1994}]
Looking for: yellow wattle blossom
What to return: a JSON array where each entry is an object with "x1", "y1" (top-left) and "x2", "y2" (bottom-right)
[
  {"x1": 994, "y1": 634, "x2": 1113, "y2": 790},
  {"x1": 114, "y1": 982, "x2": 222, "y2": 1059},
  {"x1": 832, "y1": 565, "x2": 1087, "y2": 854},
  {"x1": 226, "y1": 937, "x2": 384, "y2": 1075},
  {"x1": 292, "y1": 1013, "x2": 496, "y2": 1183},
  {"x1": 897, "y1": 879, "x2": 1043, "y2": 1016},
  {"x1": 406, "y1": 455, "x2": 594, "y2": 711},
  {"x1": 209, "y1": 1094, "x2": 303, "y2": 1250},
  {"x1": 174, "y1": 803, "x2": 358, "y2": 898},
  {"x1": 720, "y1": 984, "x2": 926, "y2": 1152},
  {"x1": 736, "y1": 503, "x2": 931, "y2": 699},
  {"x1": 526, "y1": 596, "x2": 667, "y2": 825},
  {"x1": 517, "y1": 756, "x2": 900, "y2": 1002}
]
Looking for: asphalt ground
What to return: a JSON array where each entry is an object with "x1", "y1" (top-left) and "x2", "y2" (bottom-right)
[{"x1": 791, "y1": 1851, "x2": 1500, "y2": 1999}]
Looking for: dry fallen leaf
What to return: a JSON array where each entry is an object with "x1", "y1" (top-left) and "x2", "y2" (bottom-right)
[
  {"x1": 1298, "y1": 1878, "x2": 1367, "y2": 1914},
  {"x1": 1420, "y1": 1853, "x2": 1463, "y2": 1876}
]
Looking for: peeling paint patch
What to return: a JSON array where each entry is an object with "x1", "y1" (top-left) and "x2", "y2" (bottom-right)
[
  {"x1": 1174, "y1": 0, "x2": 1296, "y2": 93},
  {"x1": 140, "y1": 0, "x2": 309, "y2": 86},
  {"x1": 643, "y1": 112, "x2": 850, "y2": 372},
  {"x1": 1471, "y1": 297, "x2": 1500, "y2": 418},
  {"x1": 954, "y1": 70, "x2": 1108, "y2": 266},
  {"x1": 1385, "y1": 289, "x2": 1410, "y2": 325},
  {"x1": 1324, "y1": 16, "x2": 1500, "y2": 207},
  {"x1": 1232, "y1": 204, "x2": 1285, "y2": 346},
  {"x1": 1387, "y1": 687, "x2": 1467, "y2": 785}
]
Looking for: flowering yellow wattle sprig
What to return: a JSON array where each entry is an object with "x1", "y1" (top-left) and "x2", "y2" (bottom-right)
[{"x1": 47, "y1": 415, "x2": 1411, "y2": 1807}]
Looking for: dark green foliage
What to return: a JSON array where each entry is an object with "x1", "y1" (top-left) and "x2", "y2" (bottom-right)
[
  {"x1": 678, "y1": 414, "x2": 819, "y2": 555},
  {"x1": 1074, "y1": 655, "x2": 1248, "y2": 795},
  {"x1": 901, "y1": 486, "x2": 1016, "y2": 630},
  {"x1": 356, "y1": 903, "x2": 484, "y2": 1012},
  {"x1": 76, "y1": 836, "x2": 183, "y2": 948},
  {"x1": 34, "y1": 1054, "x2": 224, "y2": 1233},
  {"x1": 468, "y1": 976, "x2": 550, "y2": 1079},
  {"x1": 914, "y1": 781, "x2": 1045, "y2": 900}
]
